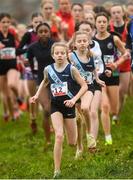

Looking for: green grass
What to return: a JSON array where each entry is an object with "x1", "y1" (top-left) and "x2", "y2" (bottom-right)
[{"x1": 0, "y1": 97, "x2": 133, "y2": 179}]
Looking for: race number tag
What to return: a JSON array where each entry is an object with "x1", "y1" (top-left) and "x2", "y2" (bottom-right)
[
  {"x1": 51, "y1": 82, "x2": 68, "y2": 97},
  {"x1": 81, "y1": 72, "x2": 93, "y2": 84},
  {"x1": 0, "y1": 48, "x2": 16, "y2": 60},
  {"x1": 104, "y1": 55, "x2": 114, "y2": 65},
  {"x1": 94, "y1": 56, "x2": 104, "y2": 74}
]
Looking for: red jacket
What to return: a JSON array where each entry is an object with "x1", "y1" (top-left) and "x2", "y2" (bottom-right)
[{"x1": 56, "y1": 10, "x2": 74, "y2": 39}]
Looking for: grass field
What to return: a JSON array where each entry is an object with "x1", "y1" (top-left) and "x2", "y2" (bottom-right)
[{"x1": 0, "y1": 97, "x2": 133, "y2": 179}]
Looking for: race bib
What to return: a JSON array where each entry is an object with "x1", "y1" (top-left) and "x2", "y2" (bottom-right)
[
  {"x1": 81, "y1": 72, "x2": 93, "y2": 84},
  {"x1": 51, "y1": 82, "x2": 68, "y2": 97},
  {"x1": 94, "y1": 56, "x2": 104, "y2": 74},
  {"x1": 0, "y1": 48, "x2": 16, "y2": 60},
  {"x1": 104, "y1": 55, "x2": 114, "y2": 65}
]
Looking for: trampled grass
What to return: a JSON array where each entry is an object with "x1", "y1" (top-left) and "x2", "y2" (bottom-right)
[{"x1": 0, "y1": 97, "x2": 133, "y2": 179}]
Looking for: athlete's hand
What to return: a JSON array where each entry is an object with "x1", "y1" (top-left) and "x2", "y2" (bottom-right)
[
  {"x1": 106, "y1": 62, "x2": 117, "y2": 71},
  {"x1": 61, "y1": 22, "x2": 69, "y2": 31},
  {"x1": 30, "y1": 95, "x2": 38, "y2": 104},
  {"x1": 64, "y1": 99, "x2": 76, "y2": 108},
  {"x1": 105, "y1": 69, "x2": 112, "y2": 77},
  {"x1": 96, "y1": 79, "x2": 105, "y2": 87},
  {"x1": 123, "y1": 51, "x2": 131, "y2": 59}
]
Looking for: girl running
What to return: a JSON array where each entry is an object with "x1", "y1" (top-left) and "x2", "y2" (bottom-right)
[
  {"x1": 0, "y1": 13, "x2": 20, "y2": 121},
  {"x1": 17, "y1": 12, "x2": 43, "y2": 134},
  {"x1": 110, "y1": 4, "x2": 131, "y2": 122},
  {"x1": 27, "y1": 22, "x2": 54, "y2": 145},
  {"x1": 94, "y1": 12, "x2": 127, "y2": 145},
  {"x1": 69, "y1": 31, "x2": 105, "y2": 155},
  {"x1": 76, "y1": 21, "x2": 104, "y2": 154},
  {"x1": 30, "y1": 42, "x2": 87, "y2": 178}
]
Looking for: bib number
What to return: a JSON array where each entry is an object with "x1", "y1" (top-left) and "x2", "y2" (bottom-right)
[
  {"x1": 104, "y1": 55, "x2": 114, "y2": 65},
  {"x1": 0, "y1": 48, "x2": 16, "y2": 60},
  {"x1": 81, "y1": 72, "x2": 93, "y2": 84},
  {"x1": 94, "y1": 57, "x2": 104, "y2": 74},
  {"x1": 51, "y1": 82, "x2": 68, "y2": 97}
]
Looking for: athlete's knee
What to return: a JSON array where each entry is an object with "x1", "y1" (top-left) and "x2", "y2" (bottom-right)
[
  {"x1": 8, "y1": 82, "x2": 17, "y2": 90},
  {"x1": 90, "y1": 110, "x2": 98, "y2": 120},
  {"x1": 102, "y1": 103, "x2": 110, "y2": 114},
  {"x1": 120, "y1": 87, "x2": 128, "y2": 96},
  {"x1": 55, "y1": 132, "x2": 64, "y2": 144}
]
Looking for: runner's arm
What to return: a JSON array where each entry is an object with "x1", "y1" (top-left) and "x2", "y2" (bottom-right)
[
  {"x1": 71, "y1": 66, "x2": 87, "y2": 102},
  {"x1": 108, "y1": 36, "x2": 130, "y2": 70}
]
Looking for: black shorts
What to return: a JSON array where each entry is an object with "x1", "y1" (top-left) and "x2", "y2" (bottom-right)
[
  {"x1": 93, "y1": 80, "x2": 102, "y2": 91},
  {"x1": 100, "y1": 74, "x2": 119, "y2": 86},
  {"x1": 0, "y1": 60, "x2": 17, "y2": 75},
  {"x1": 51, "y1": 100, "x2": 76, "y2": 119},
  {"x1": 87, "y1": 84, "x2": 95, "y2": 94}
]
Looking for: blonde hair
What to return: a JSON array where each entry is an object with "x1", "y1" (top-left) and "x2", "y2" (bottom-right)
[
  {"x1": 41, "y1": 0, "x2": 54, "y2": 8},
  {"x1": 83, "y1": 1, "x2": 96, "y2": 7},
  {"x1": 72, "y1": 31, "x2": 93, "y2": 58},
  {"x1": 51, "y1": 42, "x2": 68, "y2": 54}
]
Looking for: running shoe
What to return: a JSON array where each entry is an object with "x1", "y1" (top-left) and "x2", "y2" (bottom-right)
[
  {"x1": 112, "y1": 115, "x2": 119, "y2": 125},
  {"x1": 75, "y1": 149, "x2": 83, "y2": 160},
  {"x1": 19, "y1": 102, "x2": 27, "y2": 111},
  {"x1": 105, "y1": 139, "x2": 112, "y2": 145},
  {"x1": 13, "y1": 109, "x2": 21, "y2": 120},
  {"x1": 86, "y1": 134, "x2": 96, "y2": 148},
  {"x1": 53, "y1": 170, "x2": 61, "y2": 179}
]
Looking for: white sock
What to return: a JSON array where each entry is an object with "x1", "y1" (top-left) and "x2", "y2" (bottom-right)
[
  {"x1": 105, "y1": 134, "x2": 112, "y2": 141},
  {"x1": 112, "y1": 115, "x2": 118, "y2": 121}
]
